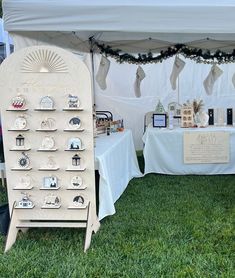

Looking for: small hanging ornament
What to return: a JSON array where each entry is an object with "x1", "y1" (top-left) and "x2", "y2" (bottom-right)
[
  {"x1": 16, "y1": 134, "x2": 25, "y2": 146},
  {"x1": 11, "y1": 94, "x2": 26, "y2": 109},
  {"x1": 72, "y1": 154, "x2": 81, "y2": 166},
  {"x1": 68, "y1": 94, "x2": 79, "y2": 108},
  {"x1": 18, "y1": 152, "x2": 30, "y2": 168}
]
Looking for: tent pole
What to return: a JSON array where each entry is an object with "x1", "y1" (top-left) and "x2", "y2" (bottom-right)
[
  {"x1": 89, "y1": 37, "x2": 96, "y2": 108},
  {"x1": 177, "y1": 76, "x2": 180, "y2": 104}
]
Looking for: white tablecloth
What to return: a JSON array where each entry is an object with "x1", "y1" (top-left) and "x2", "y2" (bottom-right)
[
  {"x1": 143, "y1": 126, "x2": 235, "y2": 175},
  {"x1": 95, "y1": 130, "x2": 142, "y2": 220}
]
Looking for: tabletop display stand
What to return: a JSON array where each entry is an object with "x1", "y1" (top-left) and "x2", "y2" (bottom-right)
[{"x1": 0, "y1": 46, "x2": 100, "y2": 252}]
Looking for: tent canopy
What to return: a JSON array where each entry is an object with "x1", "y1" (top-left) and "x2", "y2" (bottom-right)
[{"x1": 3, "y1": 0, "x2": 235, "y2": 52}]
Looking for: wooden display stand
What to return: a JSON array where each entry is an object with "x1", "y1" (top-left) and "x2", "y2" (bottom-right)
[
  {"x1": 0, "y1": 46, "x2": 100, "y2": 252},
  {"x1": 181, "y1": 105, "x2": 194, "y2": 128}
]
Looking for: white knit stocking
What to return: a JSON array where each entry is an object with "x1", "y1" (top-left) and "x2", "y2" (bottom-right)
[
  {"x1": 95, "y1": 56, "x2": 110, "y2": 90},
  {"x1": 170, "y1": 56, "x2": 185, "y2": 90},
  {"x1": 203, "y1": 65, "x2": 223, "y2": 95},
  {"x1": 232, "y1": 72, "x2": 235, "y2": 89},
  {"x1": 134, "y1": 66, "x2": 146, "y2": 98}
]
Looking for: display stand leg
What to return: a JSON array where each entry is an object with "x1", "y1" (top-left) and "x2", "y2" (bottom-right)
[
  {"x1": 20, "y1": 228, "x2": 29, "y2": 233},
  {"x1": 84, "y1": 202, "x2": 92, "y2": 252},
  {"x1": 5, "y1": 205, "x2": 20, "y2": 253}
]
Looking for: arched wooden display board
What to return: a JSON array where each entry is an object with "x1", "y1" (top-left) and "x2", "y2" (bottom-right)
[{"x1": 0, "y1": 46, "x2": 100, "y2": 252}]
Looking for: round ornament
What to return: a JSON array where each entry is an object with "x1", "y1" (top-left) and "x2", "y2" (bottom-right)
[
  {"x1": 73, "y1": 195, "x2": 84, "y2": 206},
  {"x1": 41, "y1": 136, "x2": 55, "y2": 149},
  {"x1": 69, "y1": 117, "x2": 81, "y2": 129},
  {"x1": 14, "y1": 116, "x2": 27, "y2": 130},
  {"x1": 71, "y1": 176, "x2": 82, "y2": 187},
  {"x1": 18, "y1": 152, "x2": 30, "y2": 168},
  {"x1": 40, "y1": 118, "x2": 56, "y2": 130}
]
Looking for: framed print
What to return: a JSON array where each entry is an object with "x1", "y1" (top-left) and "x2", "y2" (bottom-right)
[{"x1": 153, "y1": 113, "x2": 167, "y2": 128}]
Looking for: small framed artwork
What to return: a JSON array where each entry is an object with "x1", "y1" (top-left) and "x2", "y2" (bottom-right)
[{"x1": 153, "y1": 113, "x2": 167, "y2": 128}]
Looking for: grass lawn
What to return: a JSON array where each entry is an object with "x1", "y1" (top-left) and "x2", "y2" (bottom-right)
[{"x1": 0, "y1": 154, "x2": 234, "y2": 277}]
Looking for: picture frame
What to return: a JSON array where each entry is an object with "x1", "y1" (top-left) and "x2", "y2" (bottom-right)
[{"x1": 152, "y1": 113, "x2": 167, "y2": 128}]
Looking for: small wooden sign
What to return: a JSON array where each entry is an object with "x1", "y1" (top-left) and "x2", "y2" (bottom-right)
[{"x1": 184, "y1": 131, "x2": 229, "y2": 164}]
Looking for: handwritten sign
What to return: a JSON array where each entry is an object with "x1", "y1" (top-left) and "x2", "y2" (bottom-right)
[{"x1": 184, "y1": 131, "x2": 229, "y2": 164}]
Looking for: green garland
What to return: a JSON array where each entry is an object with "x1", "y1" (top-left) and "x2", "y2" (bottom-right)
[{"x1": 93, "y1": 41, "x2": 235, "y2": 65}]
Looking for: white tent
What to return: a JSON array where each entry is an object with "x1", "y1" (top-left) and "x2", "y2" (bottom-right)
[{"x1": 3, "y1": 0, "x2": 235, "y2": 149}]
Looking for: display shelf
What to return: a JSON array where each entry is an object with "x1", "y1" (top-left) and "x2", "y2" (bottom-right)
[
  {"x1": 64, "y1": 148, "x2": 85, "y2": 151},
  {"x1": 8, "y1": 128, "x2": 30, "y2": 131},
  {"x1": 41, "y1": 205, "x2": 61, "y2": 209},
  {"x1": 67, "y1": 204, "x2": 87, "y2": 209},
  {"x1": 11, "y1": 167, "x2": 32, "y2": 171},
  {"x1": 40, "y1": 186, "x2": 60, "y2": 190},
  {"x1": 14, "y1": 205, "x2": 35, "y2": 209},
  {"x1": 38, "y1": 167, "x2": 60, "y2": 171},
  {"x1": 37, "y1": 148, "x2": 58, "y2": 152},
  {"x1": 6, "y1": 108, "x2": 28, "y2": 111},
  {"x1": 1, "y1": 45, "x2": 99, "y2": 253},
  {"x1": 34, "y1": 108, "x2": 56, "y2": 111},
  {"x1": 62, "y1": 107, "x2": 84, "y2": 111},
  {"x1": 13, "y1": 186, "x2": 34, "y2": 190},
  {"x1": 10, "y1": 147, "x2": 31, "y2": 151},
  {"x1": 66, "y1": 167, "x2": 86, "y2": 172},
  {"x1": 36, "y1": 128, "x2": 57, "y2": 132},
  {"x1": 63, "y1": 128, "x2": 85, "y2": 132},
  {"x1": 67, "y1": 185, "x2": 87, "y2": 190}
]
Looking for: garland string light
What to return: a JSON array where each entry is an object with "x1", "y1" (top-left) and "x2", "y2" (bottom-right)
[{"x1": 93, "y1": 40, "x2": 235, "y2": 65}]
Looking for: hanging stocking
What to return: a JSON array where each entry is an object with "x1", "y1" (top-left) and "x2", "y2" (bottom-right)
[
  {"x1": 170, "y1": 56, "x2": 185, "y2": 90},
  {"x1": 203, "y1": 65, "x2": 223, "y2": 95},
  {"x1": 134, "y1": 66, "x2": 146, "y2": 98},
  {"x1": 95, "y1": 56, "x2": 110, "y2": 90},
  {"x1": 232, "y1": 72, "x2": 235, "y2": 89}
]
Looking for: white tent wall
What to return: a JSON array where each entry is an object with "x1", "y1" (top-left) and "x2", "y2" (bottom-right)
[
  {"x1": 94, "y1": 55, "x2": 235, "y2": 149},
  {"x1": 5, "y1": 33, "x2": 235, "y2": 150}
]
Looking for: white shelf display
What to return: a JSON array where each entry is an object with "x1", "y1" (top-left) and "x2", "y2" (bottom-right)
[{"x1": 0, "y1": 45, "x2": 100, "y2": 253}]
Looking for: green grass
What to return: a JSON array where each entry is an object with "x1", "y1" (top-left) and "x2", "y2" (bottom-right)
[{"x1": 0, "y1": 154, "x2": 234, "y2": 278}]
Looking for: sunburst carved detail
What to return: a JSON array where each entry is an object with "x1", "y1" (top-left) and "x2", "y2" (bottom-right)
[{"x1": 21, "y1": 49, "x2": 68, "y2": 73}]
